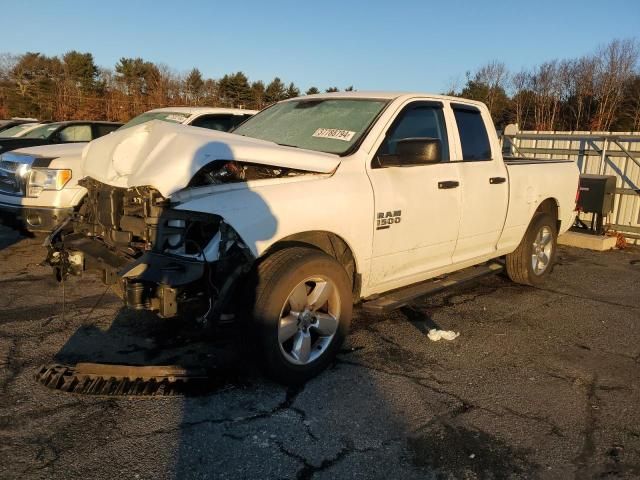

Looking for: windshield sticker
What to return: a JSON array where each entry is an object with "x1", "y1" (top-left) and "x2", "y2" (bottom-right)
[
  {"x1": 312, "y1": 128, "x2": 356, "y2": 142},
  {"x1": 165, "y1": 114, "x2": 189, "y2": 123}
]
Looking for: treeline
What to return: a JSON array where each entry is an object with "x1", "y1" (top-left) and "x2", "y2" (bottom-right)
[
  {"x1": 0, "y1": 51, "x2": 350, "y2": 122},
  {"x1": 1, "y1": 38, "x2": 638, "y2": 131},
  {"x1": 448, "y1": 39, "x2": 640, "y2": 131}
]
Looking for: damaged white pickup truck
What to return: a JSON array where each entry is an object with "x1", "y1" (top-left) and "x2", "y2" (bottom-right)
[{"x1": 46, "y1": 92, "x2": 579, "y2": 383}]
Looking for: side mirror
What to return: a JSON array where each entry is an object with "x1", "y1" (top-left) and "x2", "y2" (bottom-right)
[{"x1": 377, "y1": 137, "x2": 442, "y2": 167}]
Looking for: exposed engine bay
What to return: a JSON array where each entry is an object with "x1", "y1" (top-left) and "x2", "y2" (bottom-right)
[
  {"x1": 46, "y1": 171, "x2": 260, "y2": 321},
  {"x1": 188, "y1": 159, "x2": 309, "y2": 187}
]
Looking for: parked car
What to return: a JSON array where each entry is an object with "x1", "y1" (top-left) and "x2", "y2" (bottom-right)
[
  {"x1": 0, "y1": 122, "x2": 47, "y2": 138},
  {"x1": 45, "y1": 92, "x2": 579, "y2": 383},
  {"x1": 0, "y1": 118, "x2": 39, "y2": 134},
  {"x1": 0, "y1": 120, "x2": 122, "y2": 155},
  {"x1": 0, "y1": 108, "x2": 256, "y2": 232}
]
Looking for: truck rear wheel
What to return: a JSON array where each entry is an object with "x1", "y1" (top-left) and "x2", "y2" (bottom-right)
[
  {"x1": 249, "y1": 247, "x2": 352, "y2": 385},
  {"x1": 505, "y1": 213, "x2": 557, "y2": 286}
]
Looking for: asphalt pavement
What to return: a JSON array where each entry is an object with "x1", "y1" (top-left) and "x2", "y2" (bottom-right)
[{"x1": 1, "y1": 226, "x2": 639, "y2": 479}]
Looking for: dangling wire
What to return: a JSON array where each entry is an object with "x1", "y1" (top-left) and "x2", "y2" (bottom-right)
[
  {"x1": 83, "y1": 285, "x2": 110, "y2": 325},
  {"x1": 61, "y1": 268, "x2": 65, "y2": 324}
]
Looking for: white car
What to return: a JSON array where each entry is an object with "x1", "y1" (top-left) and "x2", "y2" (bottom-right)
[
  {"x1": 46, "y1": 92, "x2": 579, "y2": 383},
  {"x1": 0, "y1": 107, "x2": 256, "y2": 231}
]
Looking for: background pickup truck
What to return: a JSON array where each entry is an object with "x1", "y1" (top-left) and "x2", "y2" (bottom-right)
[
  {"x1": 46, "y1": 92, "x2": 579, "y2": 384},
  {"x1": 0, "y1": 107, "x2": 256, "y2": 232}
]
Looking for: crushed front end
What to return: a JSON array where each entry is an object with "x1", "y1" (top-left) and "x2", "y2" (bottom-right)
[{"x1": 46, "y1": 177, "x2": 253, "y2": 320}]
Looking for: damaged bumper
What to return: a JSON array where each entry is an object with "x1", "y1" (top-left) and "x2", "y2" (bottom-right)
[
  {"x1": 48, "y1": 232, "x2": 207, "y2": 318},
  {"x1": 45, "y1": 178, "x2": 253, "y2": 320}
]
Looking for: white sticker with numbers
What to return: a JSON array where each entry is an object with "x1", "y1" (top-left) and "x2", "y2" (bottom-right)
[{"x1": 312, "y1": 128, "x2": 356, "y2": 141}]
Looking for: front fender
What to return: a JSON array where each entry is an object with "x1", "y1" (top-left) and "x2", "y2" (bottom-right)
[{"x1": 172, "y1": 167, "x2": 374, "y2": 274}]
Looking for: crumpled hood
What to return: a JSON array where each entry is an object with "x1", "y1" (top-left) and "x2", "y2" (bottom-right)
[{"x1": 82, "y1": 120, "x2": 341, "y2": 197}]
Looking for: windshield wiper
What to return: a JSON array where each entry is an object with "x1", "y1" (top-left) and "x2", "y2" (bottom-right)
[{"x1": 276, "y1": 143, "x2": 300, "y2": 149}]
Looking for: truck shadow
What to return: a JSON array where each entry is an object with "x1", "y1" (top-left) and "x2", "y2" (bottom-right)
[
  {"x1": 52, "y1": 307, "x2": 259, "y2": 395},
  {"x1": 0, "y1": 224, "x2": 29, "y2": 251}
]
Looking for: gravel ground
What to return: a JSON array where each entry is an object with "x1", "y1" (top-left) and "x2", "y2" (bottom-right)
[{"x1": 0, "y1": 226, "x2": 639, "y2": 479}]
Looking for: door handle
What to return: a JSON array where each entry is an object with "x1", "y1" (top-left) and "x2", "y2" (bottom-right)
[
  {"x1": 438, "y1": 180, "x2": 460, "y2": 189},
  {"x1": 489, "y1": 177, "x2": 506, "y2": 184}
]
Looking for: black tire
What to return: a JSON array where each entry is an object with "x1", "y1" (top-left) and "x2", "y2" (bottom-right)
[
  {"x1": 249, "y1": 246, "x2": 352, "y2": 385},
  {"x1": 506, "y1": 213, "x2": 558, "y2": 286}
]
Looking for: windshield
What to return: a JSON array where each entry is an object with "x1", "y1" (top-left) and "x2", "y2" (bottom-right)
[
  {"x1": 233, "y1": 99, "x2": 388, "y2": 155},
  {"x1": 21, "y1": 124, "x2": 60, "y2": 139},
  {"x1": 120, "y1": 111, "x2": 191, "y2": 130},
  {"x1": 0, "y1": 124, "x2": 39, "y2": 138}
]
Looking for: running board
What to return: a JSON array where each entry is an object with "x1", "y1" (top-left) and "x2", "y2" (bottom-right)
[{"x1": 362, "y1": 262, "x2": 504, "y2": 313}]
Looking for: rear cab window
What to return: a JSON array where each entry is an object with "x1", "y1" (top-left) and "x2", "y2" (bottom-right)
[
  {"x1": 452, "y1": 104, "x2": 492, "y2": 161},
  {"x1": 190, "y1": 115, "x2": 234, "y2": 132}
]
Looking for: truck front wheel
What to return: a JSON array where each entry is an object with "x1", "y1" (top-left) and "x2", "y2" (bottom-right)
[
  {"x1": 249, "y1": 247, "x2": 352, "y2": 384},
  {"x1": 505, "y1": 213, "x2": 558, "y2": 286}
]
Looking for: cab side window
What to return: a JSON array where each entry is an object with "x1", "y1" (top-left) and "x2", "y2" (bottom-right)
[
  {"x1": 452, "y1": 105, "x2": 492, "y2": 161},
  {"x1": 190, "y1": 115, "x2": 234, "y2": 132},
  {"x1": 376, "y1": 103, "x2": 449, "y2": 165},
  {"x1": 58, "y1": 125, "x2": 92, "y2": 142}
]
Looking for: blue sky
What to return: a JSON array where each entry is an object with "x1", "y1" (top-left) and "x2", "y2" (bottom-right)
[{"x1": 3, "y1": 0, "x2": 639, "y2": 92}]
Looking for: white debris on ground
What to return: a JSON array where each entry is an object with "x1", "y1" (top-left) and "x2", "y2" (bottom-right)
[{"x1": 427, "y1": 329, "x2": 460, "y2": 341}]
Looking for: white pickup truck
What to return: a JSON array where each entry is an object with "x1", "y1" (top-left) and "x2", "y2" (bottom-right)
[
  {"x1": 46, "y1": 92, "x2": 579, "y2": 383},
  {"x1": 0, "y1": 107, "x2": 256, "y2": 232}
]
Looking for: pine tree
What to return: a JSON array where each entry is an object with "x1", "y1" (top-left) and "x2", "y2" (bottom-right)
[
  {"x1": 265, "y1": 77, "x2": 286, "y2": 104},
  {"x1": 250, "y1": 80, "x2": 265, "y2": 109},
  {"x1": 185, "y1": 68, "x2": 204, "y2": 105},
  {"x1": 217, "y1": 72, "x2": 252, "y2": 108},
  {"x1": 285, "y1": 82, "x2": 300, "y2": 99}
]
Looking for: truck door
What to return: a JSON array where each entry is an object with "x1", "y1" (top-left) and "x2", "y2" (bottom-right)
[
  {"x1": 367, "y1": 101, "x2": 461, "y2": 289},
  {"x1": 450, "y1": 103, "x2": 509, "y2": 263}
]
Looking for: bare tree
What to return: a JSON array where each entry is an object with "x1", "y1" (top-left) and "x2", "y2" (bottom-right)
[
  {"x1": 528, "y1": 61, "x2": 563, "y2": 130},
  {"x1": 0, "y1": 53, "x2": 18, "y2": 117},
  {"x1": 473, "y1": 60, "x2": 509, "y2": 115},
  {"x1": 510, "y1": 69, "x2": 532, "y2": 129},
  {"x1": 568, "y1": 56, "x2": 597, "y2": 130},
  {"x1": 591, "y1": 39, "x2": 639, "y2": 130}
]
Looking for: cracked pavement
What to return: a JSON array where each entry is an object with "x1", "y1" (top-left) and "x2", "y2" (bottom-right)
[{"x1": 0, "y1": 225, "x2": 639, "y2": 479}]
